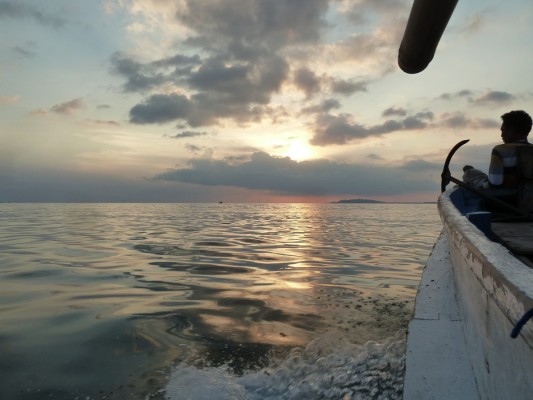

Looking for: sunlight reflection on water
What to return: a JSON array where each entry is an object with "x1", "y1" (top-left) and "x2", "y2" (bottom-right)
[{"x1": 0, "y1": 203, "x2": 440, "y2": 399}]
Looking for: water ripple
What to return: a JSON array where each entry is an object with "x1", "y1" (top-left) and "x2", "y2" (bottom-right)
[{"x1": 0, "y1": 203, "x2": 441, "y2": 400}]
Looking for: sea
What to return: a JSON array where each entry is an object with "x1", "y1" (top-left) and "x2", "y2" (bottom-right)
[{"x1": 0, "y1": 203, "x2": 441, "y2": 400}]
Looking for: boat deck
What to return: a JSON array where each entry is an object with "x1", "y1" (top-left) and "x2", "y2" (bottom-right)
[
  {"x1": 403, "y1": 231, "x2": 479, "y2": 399},
  {"x1": 492, "y1": 222, "x2": 533, "y2": 267}
]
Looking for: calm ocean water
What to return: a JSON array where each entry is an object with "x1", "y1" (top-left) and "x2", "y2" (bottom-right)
[{"x1": 0, "y1": 203, "x2": 440, "y2": 400}]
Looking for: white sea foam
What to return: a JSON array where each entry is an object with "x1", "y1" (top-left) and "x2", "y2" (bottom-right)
[{"x1": 164, "y1": 331, "x2": 405, "y2": 400}]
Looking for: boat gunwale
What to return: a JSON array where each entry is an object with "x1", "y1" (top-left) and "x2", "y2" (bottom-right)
[{"x1": 438, "y1": 188, "x2": 533, "y2": 345}]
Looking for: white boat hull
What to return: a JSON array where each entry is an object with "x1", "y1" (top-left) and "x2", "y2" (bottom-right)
[{"x1": 405, "y1": 188, "x2": 533, "y2": 399}]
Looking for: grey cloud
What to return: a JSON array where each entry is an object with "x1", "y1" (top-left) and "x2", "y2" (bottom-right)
[
  {"x1": 111, "y1": 52, "x2": 201, "y2": 93},
  {"x1": 310, "y1": 114, "x2": 370, "y2": 145},
  {"x1": 126, "y1": 53, "x2": 289, "y2": 126},
  {"x1": 50, "y1": 98, "x2": 84, "y2": 115},
  {"x1": 185, "y1": 144, "x2": 205, "y2": 153},
  {"x1": 302, "y1": 99, "x2": 342, "y2": 114},
  {"x1": 155, "y1": 151, "x2": 435, "y2": 196},
  {"x1": 114, "y1": 0, "x2": 331, "y2": 128},
  {"x1": 330, "y1": 79, "x2": 368, "y2": 96},
  {"x1": 0, "y1": 1, "x2": 65, "y2": 27},
  {"x1": 170, "y1": 131, "x2": 209, "y2": 139},
  {"x1": 367, "y1": 153, "x2": 384, "y2": 161},
  {"x1": 440, "y1": 113, "x2": 468, "y2": 128},
  {"x1": 87, "y1": 119, "x2": 119, "y2": 127},
  {"x1": 474, "y1": 91, "x2": 514, "y2": 105},
  {"x1": 402, "y1": 112, "x2": 434, "y2": 129},
  {"x1": 382, "y1": 107, "x2": 407, "y2": 117},
  {"x1": 294, "y1": 67, "x2": 321, "y2": 97},
  {"x1": 310, "y1": 111, "x2": 433, "y2": 146},
  {"x1": 439, "y1": 90, "x2": 474, "y2": 101},
  {"x1": 111, "y1": 53, "x2": 168, "y2": 93},
  {"x1": 346, "y1": 0, "x2": 408, "y2": 23},
  {"x1": 440, "y1": 112, "x2": 499, "y2": 129},
  {"x1": 129, "y1": 94, "x2": 192, "y2": 125},
  {"x1": 176, "y1": 0, "x2": 328, "y2": 54},
  {"x1": 129, "y1": 92, "x2": 272, "y2": 127},
  {"x1": 188, "y1": 55, "x2": 288, "y2": 104}
]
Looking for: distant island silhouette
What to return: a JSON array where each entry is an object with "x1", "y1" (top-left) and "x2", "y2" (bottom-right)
[
  {"x1": 332, "y1": 198, "x2": 437, "y2": 204},
  {"x1": 332, "y1": 199, "x2": 385, "y2": 204}
]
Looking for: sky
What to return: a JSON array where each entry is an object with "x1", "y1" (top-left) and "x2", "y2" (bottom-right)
[{"x1": 1, "y1": 0, "x2": 533, "y2": 203}]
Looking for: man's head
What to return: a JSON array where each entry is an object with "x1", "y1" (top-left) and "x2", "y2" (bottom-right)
[{"x1": 500, "y1": 110, "x2": 532, "y2": 143}]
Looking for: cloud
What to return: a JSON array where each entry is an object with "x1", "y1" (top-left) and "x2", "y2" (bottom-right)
[
  {"x1": 0, "y1": 1, "x2": 65, "y2": 27},
  {"x1": 176, "y1": 0, "x2": 328, "y2": 52},
  {"x1": 129, "y1": 94, "x2": 192, "y2": 125},
  {"x1": 110, "y1": 52, "x2": 201, "y2": 93},
  {"x1": 86, "y1": 119, "x2": 120, "y2": 127},
  {"x1": 294, "y1": 67, "x2": 321, "y2": 97},
  {"x1": 310, "y1": 111, "x2": 434, "y2": 146},
  {"x1": 330, "y1": 78, "x2": 368, "y2": 96},
  {"x1": 301, "y1": 99, "x2": 342, "y2": 114},
  {"x1": 50, "y1": 98, "x2": 85, "y2": 115},
  {"x1": 169, "y1": 131, "x2": 209, "y2": 139},
  {"x1": 155, "y1": 151, "x2": 437, "y2": 196},
  {"x1": 474, "y1": 90, "x2": 515, "y2": 105},
  {"x1": 115, "y1": 0, "x2": 397, "y2": 129},
  {"x1": 382, "y1": 107, "x2": 407, "y2": 117},
  {"x1": 439, "y1": 112, "x2": 499, "y2": 129},
  {"x1": 438, "y1": 90, "x2": 474, "y2": 101},
  {"x1": 185, "y1": 144, "x2": 205, "y2": 153}
]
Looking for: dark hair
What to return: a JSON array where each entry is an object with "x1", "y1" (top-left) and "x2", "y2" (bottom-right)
[{"x1": 501, "y1": 110, "x2": 532, "y2": 136}]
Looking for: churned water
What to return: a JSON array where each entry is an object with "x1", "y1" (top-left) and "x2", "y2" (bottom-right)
[{"x1": 0, "y1": 203, "x2": 440, "y2": 400}]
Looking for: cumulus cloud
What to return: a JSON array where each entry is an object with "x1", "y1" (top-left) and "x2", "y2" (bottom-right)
[
  {"x1": 155, "y1": 151, "x2": 437, "y2": 196},
  {"x1": 129, "y1": 94, "x2": 192, "y2": 125},
  {"x1": 175, "y1": 0, "x2": 328, "y2": 52},
  {"x1": 50, "y1": 98, "x2": 85, "y2": 115},
  {"x1": 310, "y1": 111, "x2": 434, "y2": 146},
  {"x1": 294, "y1": 67, "x2": 321, "y2": 97},
  {"x1": 112, "y1": 0, "x2": 408, "y2": 130}
]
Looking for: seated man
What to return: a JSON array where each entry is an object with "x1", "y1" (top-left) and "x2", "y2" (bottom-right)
[
  {"x1": 484, "y1": 110, "x2": 533, "y2": 212},
  {"x1": 486, "y1": 110, "x2": 532, "y2": 189}
]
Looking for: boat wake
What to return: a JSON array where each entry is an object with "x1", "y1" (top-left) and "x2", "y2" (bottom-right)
[{"x1": 162, "y1": 331, "x2": 406, "y2": 400}]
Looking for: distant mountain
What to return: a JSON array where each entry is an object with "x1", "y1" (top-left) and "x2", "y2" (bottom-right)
[{"x1": 333, "y1": 199, "x2": 385, "y2": 204}]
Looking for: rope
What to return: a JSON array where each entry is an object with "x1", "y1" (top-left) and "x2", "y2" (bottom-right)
[{"x1": 511, "y1": 308, "x2": 533, "y2": 338}]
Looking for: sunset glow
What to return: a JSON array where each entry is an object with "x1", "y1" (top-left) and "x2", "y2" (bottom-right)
[{"x1": 1, "y1": 0, "x2": 532, "y2": 202}]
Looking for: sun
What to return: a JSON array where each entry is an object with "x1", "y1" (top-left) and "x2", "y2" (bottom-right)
[{"x1": 286, "y1": 140, "x2": 314, "y2": 161}]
